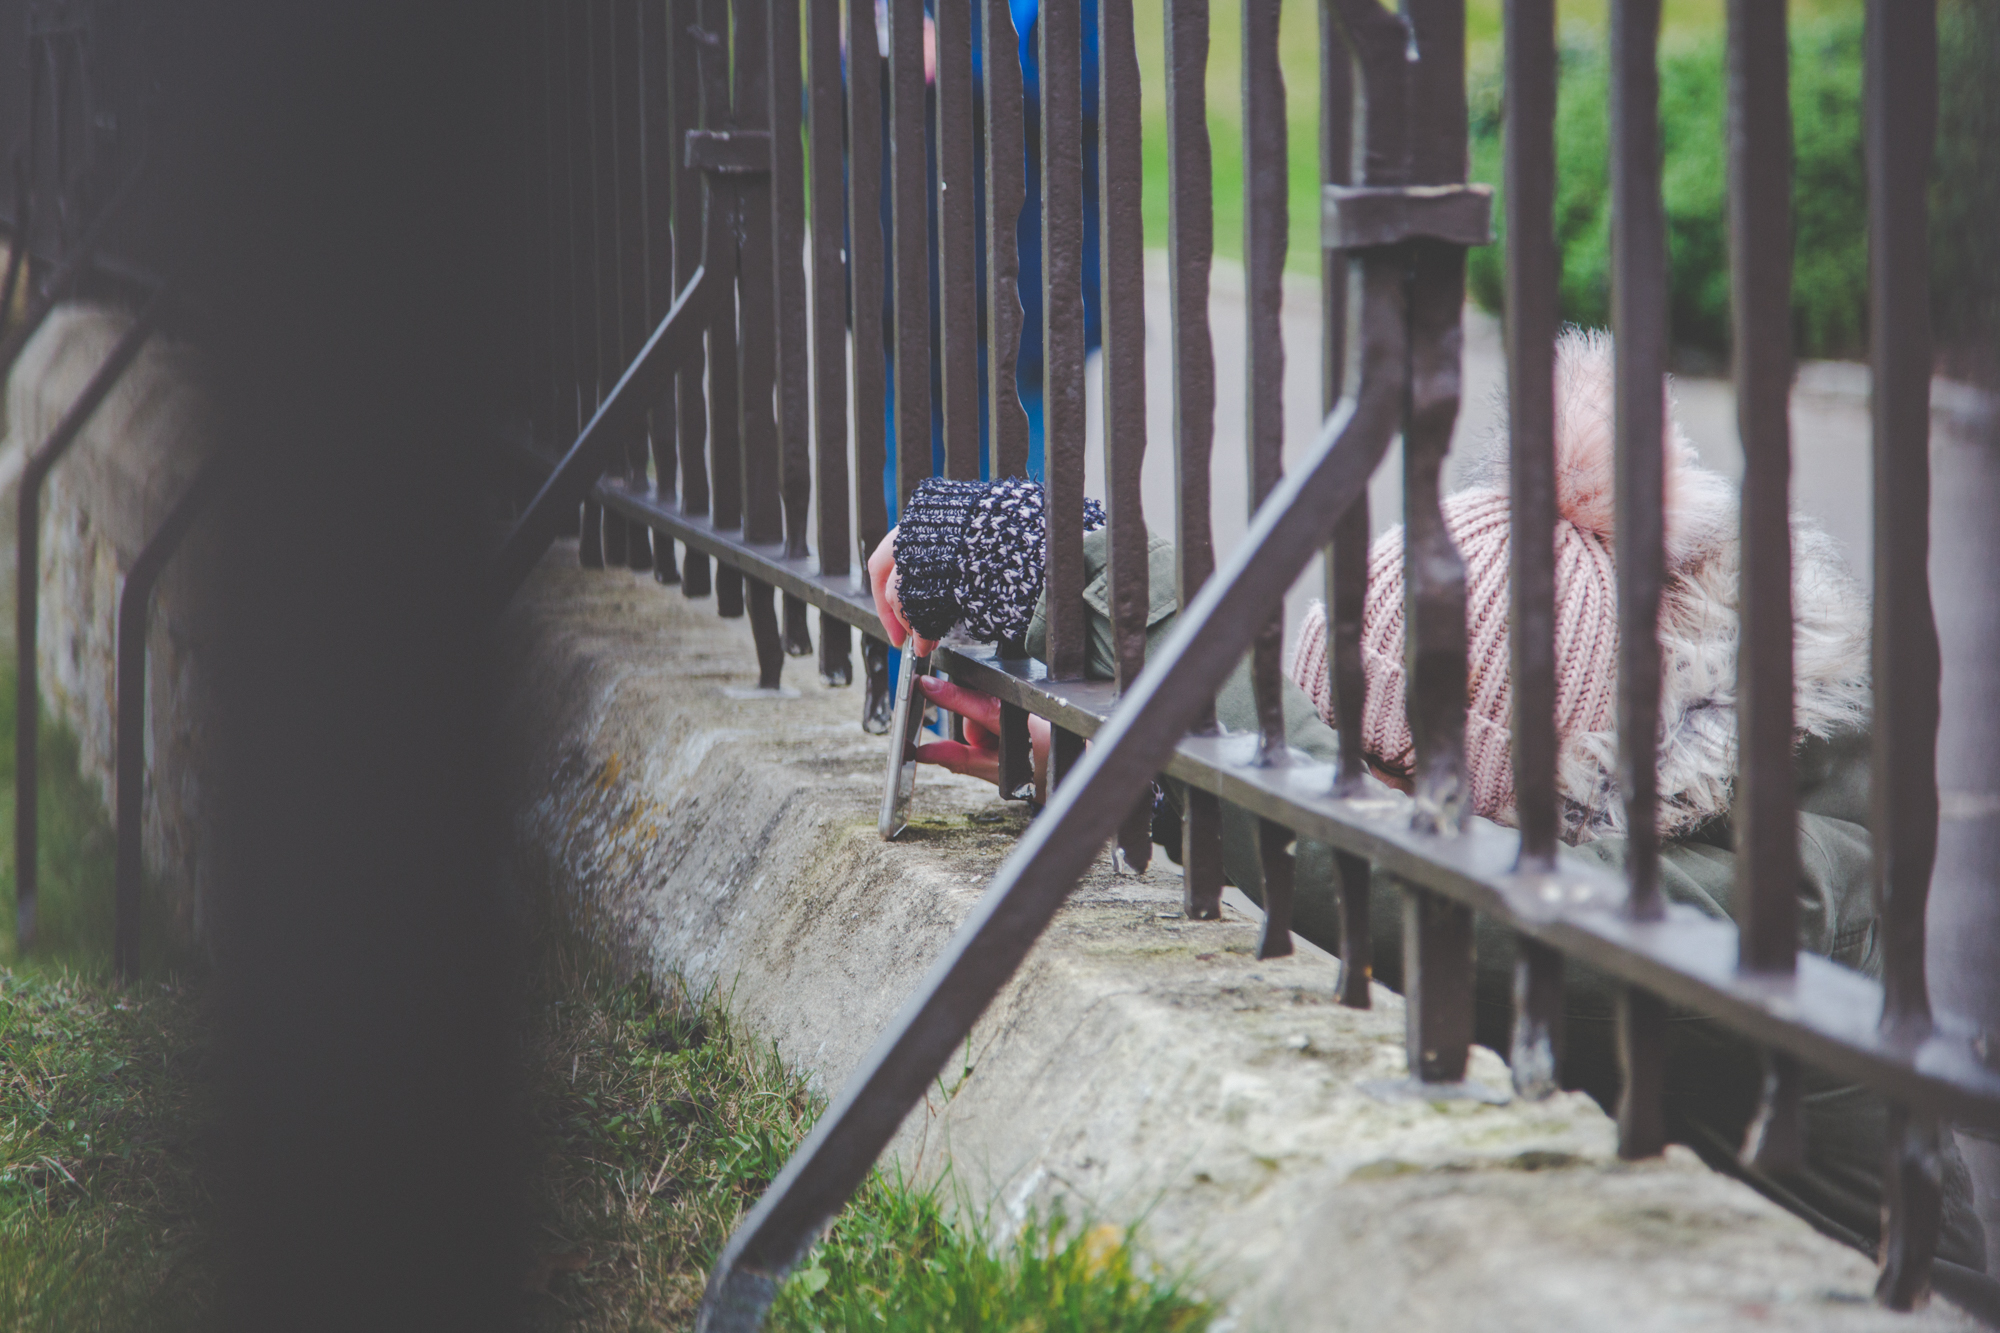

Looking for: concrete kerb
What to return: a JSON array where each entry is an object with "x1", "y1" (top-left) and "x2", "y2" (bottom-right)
[{"x1": 501, "y1": 548, "x2": 1979, "y2": 1332}]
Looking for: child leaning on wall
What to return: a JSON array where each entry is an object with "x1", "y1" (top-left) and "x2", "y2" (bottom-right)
[{"x1": 864, "y1": 328, "x2": 1989, "y2": 1274}]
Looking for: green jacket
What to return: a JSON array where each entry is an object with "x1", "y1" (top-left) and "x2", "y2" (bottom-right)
[{"x1": 1023, "y1": 527, "x2": 1981, "y2": 1268}]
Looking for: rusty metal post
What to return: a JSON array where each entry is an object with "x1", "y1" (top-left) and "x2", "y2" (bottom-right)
[
  {"x1": 936, "y1": 0, "x2": 981, "y2": 484},
  {"x1": 1321, "y1": 0, "x2": 1371, "y2": 1003},
  {"x1": 590, "y1": 0, "x2": 631, "y2": 568},
  {"x1": 639, "y1": 0, "x2": 679, "y2": 580},
  {"x1": 888, "y1": 0, "x2": 932, "y2": 517},
  {"x1": 850, "y1": 0, "x2": 893, "y2": 733},
  {"x1": 1866, "y1": 0, "x2": 1944, "y2": 1306},
  {"x1": 615, "y1": 0, "x2": 655, "y2": 573},
  {"x1": 1167, "y1": 0, "x2": 1224, "y2": 917},
  {"x1": 673, "y1": 0, "x2": 714, "y2": 597},
  {"x1": 1243, "y1": 0, "x2": 1294, "y2": 956},
  {"x1": 1504, "y1": 0, "x2": 1561, "y2": 1086},
  {"x1": 805, "y1": 0, "x2": 850, "y2": 685},
  {"x1": 1040, "y1": 0, "x2": 1087, "y2": 683},
  {"x1": 1610, "y1": 0, "x2": 1670, "y2": 1158},
  {"x1": 1099, "y1": 0, "x2": 1151, "y2": 873}
]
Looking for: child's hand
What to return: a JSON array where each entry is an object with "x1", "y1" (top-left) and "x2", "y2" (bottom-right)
[
  {"x1": 914, "y1": 676, "x2": 1050, "y2": 803},
  {"x1": 866, "y1": 528, "x2": 940, "y2": 656}
]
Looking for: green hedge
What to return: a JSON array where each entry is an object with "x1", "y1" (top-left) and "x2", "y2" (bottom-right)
[
  {"x1": 1468, "y1": 5, "x2": 1994, "y2": 374},
  {"x1": 1468, "y1": 13, "x2": 1868, "y2": 362}
]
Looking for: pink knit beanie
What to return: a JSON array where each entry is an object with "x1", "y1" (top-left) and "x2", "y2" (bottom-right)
[{"x1": 1289, "y1": 328, "x2": 1727, "y2": 837}]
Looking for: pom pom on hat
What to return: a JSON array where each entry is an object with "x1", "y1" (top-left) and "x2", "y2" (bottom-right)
[{"x1": 1544, "y1": 328, "x2": 1734, "y2": 571}]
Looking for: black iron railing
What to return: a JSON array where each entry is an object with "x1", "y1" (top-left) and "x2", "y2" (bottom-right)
[{"x1": 490, "y1": 0, "x2": 1996, "y2": 1325}]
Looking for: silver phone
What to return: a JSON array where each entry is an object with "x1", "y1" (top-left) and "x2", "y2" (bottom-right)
[{"x1": 878, "y1": 649, "x2": 928, "y2": 840}]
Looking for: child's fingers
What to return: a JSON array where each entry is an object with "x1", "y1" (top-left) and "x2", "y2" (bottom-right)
[
  {"x1": 915, "y1": 676, "x2": 1004, "y2": 733},
  {"x1": 913, "y1": 740, "x2": 1001, "y2": 786},
  {"x1": 867, "y1": 529, "x2": 908, "y2": 648}
]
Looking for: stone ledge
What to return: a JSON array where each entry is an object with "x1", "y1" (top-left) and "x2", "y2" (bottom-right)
[{"x1": 501, "y1": 549, "x2": 1976, "y2": 1331}]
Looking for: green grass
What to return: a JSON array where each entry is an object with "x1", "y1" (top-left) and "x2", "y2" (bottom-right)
[
  {"x1": 524, "y1": 915, "x2": 1215, "y2": 1331},
  {"x1": 0, "y1": 967, "x2": 213, "y2": 1329},
  {"x1": 772, "y1": 1183, "x2": 1210, "y2": 1333},
  {"x1": 0, "y1": 660, "x2": 214, "y2": 1328}
]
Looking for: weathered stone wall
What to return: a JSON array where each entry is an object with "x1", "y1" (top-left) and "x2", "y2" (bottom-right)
[
  {"x1": 501, "y1": 551, "x2": 1981, "y2": 1332},
  {"x1": 0, "y1": 302, "x2": 222, "y2": 938}
]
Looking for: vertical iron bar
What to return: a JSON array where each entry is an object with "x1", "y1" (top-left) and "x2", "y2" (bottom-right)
[
  {"x1": 737, "y1": 0, "x2": 786, "y2": 681},
  {"x1": 1511, "y1": 937, "x2": 1564, "y2": 1100},
  {"x1": 542, "y1": 2, "x2": 583, "y2": 538},
  {"x1": 1242, "y1": 0, "x2": 1287, "y2": 769},
  {"x1": 983, "y1": 0, "x2": 1030, "y2": 481},
  {"x1": 1740, "y1": 1050, "x2": 1806, "y2": 1173},
  {"x1": 1506, "y1": 0, "x2": 1558, "y2": 869},
  {"x1": 999, "y1": 698, "x2": 1034, "y2": 800},
  {"x1": 674, "y1": 0, "x2": 714, "y2": 597},
  {"x1": 889, "y1": 0, "x2": 932, "y2": 515},
  {"x1": 1041, "y1": 0, "x2": 1087, "y2": 681},
  {"x1": 737, "y1": 0, "x2": 782, "y2": 550},
  {"x1": 1730, "y1": 0, "x2": 1798, "y2": 976},
  {"x1": 615, "y1": 0, "x2": 654, "y2": 571},
  {"x1": 851, "y1": 0, "x2": 894, "y2": 732},
  {"x1": 1865, "y1": 0, "x2": 1939, "y2": 1047},
  {"x1": 1867, "y1": 0, "x2": 1942, "y2": 1304},
  {"x1": 621, "y1": 0, "x2": 656, "y2": 570},
  {"x1": 769, "y1": 0, "x2": 814, "y2": 655},
  {"x1": 1505, "y1": 0, "x2": 1562, "y2": 1071},
  {"x1": 936, "y1": 0, "x2": 981, "y2": 482},
  {"x1": 1099, "y1": 0, "x2": 1150, "y2": 872},
  {"x1": 701, "y1": 0, "x2": 746, "y2": 617},
  {"x1": 1616, "y1": 984, "x2": 1669, "y2": 1158},
  {"x1": 592, "y1": 0, "x2": 632, "y2": 567},
  {"x1": 808, "y1": 0, "x2": 851, "y2": 685},
  {"x1": 1400, "y1": 0, "x2": 1473, "y2": 1077},
  {"x1": 1182, "y1": 791, "x2": 1225, "y2": 922},
  {"x1": 522, "y1": 0, "x2": 553, "y2": 466},
  {"x1": 850, "y1": 0, "x2": 891, "y2": 562},
  {"x1": 1403, "y1": 886, "x2": 1473, "y2": 1082},
  {"x1": 1052, "y1": 725, "x2": 1086, "y2": 793},
  {"x1": 572, "y1": 0, "x2": 607, "y2": 568},
  {"x1": 770, "y1": 0, "x2": 813, "y2": 553},
  {"x1": 1611, "y1": 0, "x2": 1670, "y2": 1157},
  {"x1": 1880, "y1": 1106, "x2": 1945, "y2": 1310},
  {"x1": 1610, "y1": 0, "x2": 1666, "y2": 919},
  {"x1": 640, "y1": 0, "x2": 681, "y2": 582},
  {"x1": 1167, "y1": 0, "x2": 1223, "y2": 916},
  {"x1": 1256, "y1": 820, "x2": 1295, "y2": 958}
]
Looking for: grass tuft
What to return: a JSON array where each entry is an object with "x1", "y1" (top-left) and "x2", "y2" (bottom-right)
[{"x1": 772, "y1": 1181, "x2": 1211, "y2": 1333}]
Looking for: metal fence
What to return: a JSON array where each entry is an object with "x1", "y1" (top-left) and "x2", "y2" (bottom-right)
[{"x1": 501, "y1": 0, "x2": 1978, "y2": 1324}]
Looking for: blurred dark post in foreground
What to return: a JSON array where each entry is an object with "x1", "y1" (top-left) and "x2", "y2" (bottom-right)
[{"x1": 171, "y1": 1, "x2": 526, "y2": 1328}]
